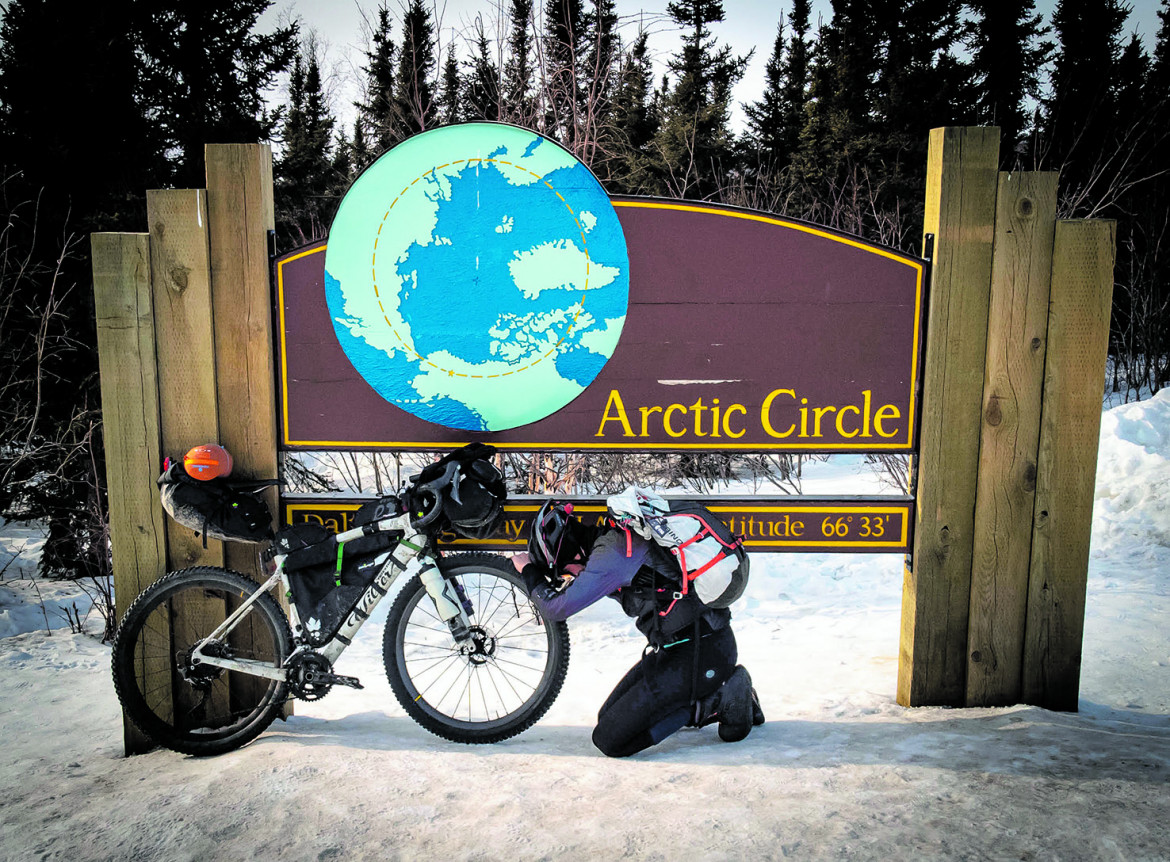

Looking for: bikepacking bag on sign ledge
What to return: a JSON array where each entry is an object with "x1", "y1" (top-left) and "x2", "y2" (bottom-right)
[
  {"x1": 158, "y1": 461, "x2": 273, "y2": 545},
  {"x1": 606, "y1": 487, "x2": 749, "y2": 609},
  {"x1": 274, "y1": 523, "x2": 402, "y2": 645}
]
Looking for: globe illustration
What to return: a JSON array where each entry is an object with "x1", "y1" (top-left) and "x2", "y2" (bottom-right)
[{"x1": 324, "y1": 123, "x2": 630, "y2": 431}]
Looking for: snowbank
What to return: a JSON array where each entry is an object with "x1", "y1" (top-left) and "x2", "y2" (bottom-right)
[
  {"x1": 1094, "y1": 388, "x2": 1170, "y2": 553},
  {"x1": 0, "y1": 520, "x2": 96, "y2": 638}
]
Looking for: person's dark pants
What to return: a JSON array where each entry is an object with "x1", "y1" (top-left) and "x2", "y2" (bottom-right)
[{"x1": 592, "y1": 625, "x2": 737, "y2": 757}]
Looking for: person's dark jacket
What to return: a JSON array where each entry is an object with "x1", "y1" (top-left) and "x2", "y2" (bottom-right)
[{"x1": 521, "y1": 526, "x2": 730, "y2": 647}]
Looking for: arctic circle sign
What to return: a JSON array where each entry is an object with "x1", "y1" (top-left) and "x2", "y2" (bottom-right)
[
  {"x1": 279, "y1": 124, "x2": 926, "y2": 452},
  {"x1": 324, "y1": 123, "x2": 630, "y2": 432}
]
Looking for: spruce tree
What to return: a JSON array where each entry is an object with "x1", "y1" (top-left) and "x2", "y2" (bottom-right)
[
  {"x1": 583, "y1": 0, "x2": 620, "y2": 109},
  {"x1": 963, "y1": 0, "x2": 1052, "y2": 160},
  {"x1": 350, "y1": 117, "x2": 372, "y2": 173},
  {"x1": 275, "y1": 37, "x2": 337, "y2": 247},
  {"x1": 503, "y1": 0, "x2": 536, "y2": 122},
  {"x1": 781, "y1": 0, "x2": 812, "y2": 163},
  {"x1": 0, "y1": 0, "x2": 155, "y2": 224},
  {"x1": 358, "y1": 3, "x2": 397, "y2": 155},
  {"x1": 655, "y1": 0, "x2": 748, "y2": 199},
  {"x1": 395, "y1": 0, "x2": 438, "y2": 135},
  {"x1": 333, "y1": 127, "x2": 353, "y2": 185},
  {"x1": 877, "y1": 0, "x2": 970, "y2": 156},
  {"x1": 1154, "y1": 0, "x2": 1170, "y2": 92},
  {"x1": 134, "y1": 0, "x2": 297, "y2": 187},
  {"x1": 544, "y1": 0, "x2": 585, "y2": 145},
  {"x1": 797, "y1": 0, "x2": 885, "y2": 180},
  {"x1": 1114, "y1": 34, "x2": 1151, "y2": 130},
  {"x1": 578, "y1": 0, "x2": 621, "y2": 167},
  {"x1": 744, "y1": 17, "x2": 788, "y2": 172},
  {"x1": 463, "y1": 18, "x2": 501, "y2": 121},
  {"x1": 612, "y1": 32, "x2": 657, "y2": 152},
  {"x1": 440, "y1": 43, "x2": 461, "y2": 125},
  {"x1": 1044, "y1": 0, "x2": 1130, "y2": 184},
  {"x1": 606, "y1": 30, "x2": 659, "y2": 192},
  {"x1": 0, "y1": 0, "x2": 158, "y2": 579}
]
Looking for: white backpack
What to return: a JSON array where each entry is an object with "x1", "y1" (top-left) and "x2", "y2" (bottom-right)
[{"x1": 606, "y1": 487, "x2": 749, "y2": 609}]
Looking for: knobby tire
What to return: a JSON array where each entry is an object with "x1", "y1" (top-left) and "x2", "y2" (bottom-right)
[
  {"x1": 111, "y1": 567, "x2": 293, "y2": 756},
  {"x1": 383, "y1": 553, "x2": 570, "y2": 744}
]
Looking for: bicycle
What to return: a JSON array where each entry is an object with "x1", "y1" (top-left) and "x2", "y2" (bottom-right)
[{"x1": 111, "y1": 445, "x2": 570, "y2": 756}]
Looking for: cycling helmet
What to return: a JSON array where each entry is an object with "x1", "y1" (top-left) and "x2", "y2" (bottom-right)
[
  {"x1": 528, "y1": 500, "x2": 576, "y2": 569},
  {"x1": 183, "y1": 443, "x2": 233, "y2": 480}
]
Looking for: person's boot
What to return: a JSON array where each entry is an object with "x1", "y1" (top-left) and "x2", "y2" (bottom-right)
[
  {"x1": 751, "y1": 687, "x2": 765, "y2": 726},
  {"x1": 717, "y1": 666, "x2": 755, "y2": 742},
  {"x1": 690, "y1": 688, "x2": 722, "y2": 727}
]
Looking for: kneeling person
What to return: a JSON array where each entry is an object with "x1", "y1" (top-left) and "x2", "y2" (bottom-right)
[{"x1": 514, "y1": 502, "x2": 764, "y2": 757}]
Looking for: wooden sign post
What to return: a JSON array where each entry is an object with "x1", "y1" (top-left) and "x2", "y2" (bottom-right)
[
  {"x1": 898, "y1": 127, "x2": 1115, "y2": 710},
  {"x1": 94, "y1": 144, "x2": 282, "y2": 754}
]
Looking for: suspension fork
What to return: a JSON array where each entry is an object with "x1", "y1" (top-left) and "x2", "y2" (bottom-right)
[
  {"x1": 418, "y1": 555, "x2": 472, "y2": 641},
  {"x1": 387, "y1": 529, "x2": 473, "y2": 642}
]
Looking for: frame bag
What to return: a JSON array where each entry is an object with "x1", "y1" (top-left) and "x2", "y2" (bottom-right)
[{"x1": 274, "y1": 523, "x2": 401, "y2": 645}]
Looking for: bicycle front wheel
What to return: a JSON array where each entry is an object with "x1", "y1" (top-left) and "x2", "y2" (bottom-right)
[
  {"x1": 383, "y1": 553, "x2": 570, "y2": 744},
  {"x1": 111, "y1": 567, "x2": 292, "y2": 756}
]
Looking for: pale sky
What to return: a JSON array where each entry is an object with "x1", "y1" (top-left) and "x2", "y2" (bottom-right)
[{"x1": 258, "y1": 0, "x2": 1165, "y2": 136}]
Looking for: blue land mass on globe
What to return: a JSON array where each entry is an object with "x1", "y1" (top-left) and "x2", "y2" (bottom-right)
[{"x1": 323, "y1": 124, "x2": 629, "y2": 432}]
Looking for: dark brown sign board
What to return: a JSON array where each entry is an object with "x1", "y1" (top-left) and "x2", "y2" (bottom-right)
[
  {"x1": 276, "y1": 197, "x2": 926, "y2": 453},
  {"x1": 281, "y1": 496, "x2": 914, "y2": 554}
]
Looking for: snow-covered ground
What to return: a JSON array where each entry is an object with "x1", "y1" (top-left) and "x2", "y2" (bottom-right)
[{"x1": 2, "y1": 393, "x2": 1168, "y2": 861}]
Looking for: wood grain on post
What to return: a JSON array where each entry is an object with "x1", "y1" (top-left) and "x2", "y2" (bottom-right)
[
  {"x1": 92, "y1": 232, "x2": 168, "y2": 755},
  {"x1": 146, "y1": 188, "x2": 225, "y2": 570},
  {"x1": 1024, "y1": 220, "x2": 1116, "y2": 710},
  {"x1": 92, "y1": 233, "x2": 167, "y2": 618},
  {"x1": 898, "y1": 127, "x2": 999, "y2": 707},
  {"x1": 205, "y1": 144, "x2": 283, "y2": 714},
  {"x1": 146, "y1": 188, "x2": 230, "y2": 732},
  {"x1": 204, "y1": 144, "x2": 279, "y2": 575},
  {"x1": 966, "y1": 172, "x2": 1059, "y2": 706}
]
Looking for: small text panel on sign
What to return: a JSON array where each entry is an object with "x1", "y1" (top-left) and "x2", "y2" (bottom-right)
[{"x1": 280, "y1": 496, "x2": 914, "y2": 554}]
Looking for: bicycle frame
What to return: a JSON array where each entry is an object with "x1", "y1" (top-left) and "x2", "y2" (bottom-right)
[{"x1": 188, "y1": 512, "x2": 473, "y2": 681}]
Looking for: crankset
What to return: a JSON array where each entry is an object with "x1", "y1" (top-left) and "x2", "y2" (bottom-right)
[{"x1": 286, "y1": 651, "x2": 364, "y2": 701}]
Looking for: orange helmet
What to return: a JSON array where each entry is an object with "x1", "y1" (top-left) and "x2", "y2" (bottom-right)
[{"x1": 183, "y1": 443, "x2": 233, "y2": 480}]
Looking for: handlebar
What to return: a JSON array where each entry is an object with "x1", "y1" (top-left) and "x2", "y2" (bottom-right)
[
  {"x1": 333, "y1": 512, "x2": 416, "y2": 546},
  {"x1": 404, "y1": 460, "x2": 461, "y2": 530}
]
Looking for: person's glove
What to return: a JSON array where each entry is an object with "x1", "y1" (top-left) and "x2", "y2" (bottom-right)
[
  {"x1": 512, "y1": 552, "x2": 547, "y2": 593},
  {"x1": 519, "y1": 561, "x2": 554, "y2": 596}
]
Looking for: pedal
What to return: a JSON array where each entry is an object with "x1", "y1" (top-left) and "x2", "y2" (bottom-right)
[{"x1": 325, "y1": 673, "x2": 364, "y2": 690}]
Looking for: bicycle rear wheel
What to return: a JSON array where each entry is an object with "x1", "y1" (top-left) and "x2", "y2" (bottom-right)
[
  {"x1": 111, "y1": 567, "x2": 292, "y2": 756},
  {"x1": 383, "y1": 553, "x2": 570, "y2": 743}
]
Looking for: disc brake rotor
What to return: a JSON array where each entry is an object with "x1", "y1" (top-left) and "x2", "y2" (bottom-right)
[{"x1": 459, "y1": 625, "x2": 497, "y2": 666}]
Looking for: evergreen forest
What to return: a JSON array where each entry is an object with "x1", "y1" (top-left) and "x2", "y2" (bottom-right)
[{"x1": 0, "y1": 0, "x2": 1167, "y2": 583}]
